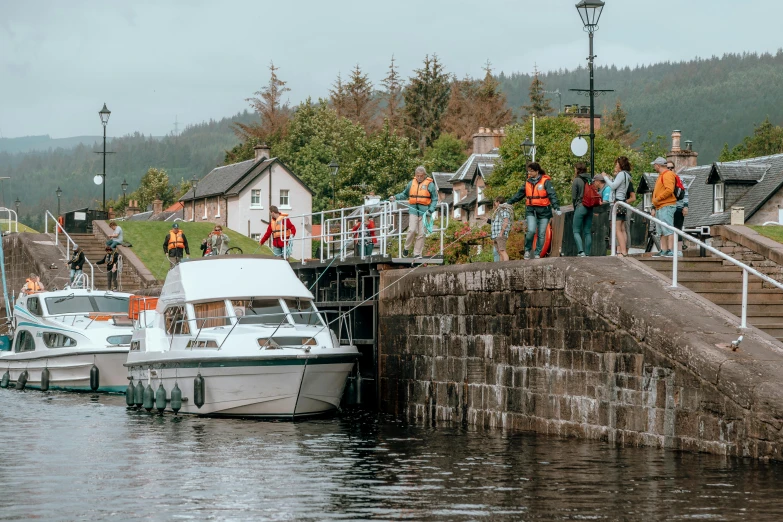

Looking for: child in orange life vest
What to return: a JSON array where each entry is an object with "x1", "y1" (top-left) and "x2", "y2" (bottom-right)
[
  {"x1": 22, "y1": 273, "x2": 44, "y2": 295},
  {"x1": 508, "y1": 162, "x2": 561, "y2": 259},
  {"x1": 389, "y1": 166, "x2": 437, "y2": 258},
  {"x1": 259, "y1": 205, "x2": 296, "y2": 258}
]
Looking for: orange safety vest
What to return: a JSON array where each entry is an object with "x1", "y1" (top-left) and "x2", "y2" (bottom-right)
[
  {"x1": 25, "y1": 279, "x2": 42, "y2": 293},
  {"x1": 168, "y1": 230, "x2": 185, "y2": 249},
  {"x1": 272, "y1": 214, "x2": 292, "y2": 240},
  {"x1": 408, "y1": 177, "x2": 433, "y2": 206},
  {"x1": 525, "y1": 174, "x2": 552, "y2": 207}
]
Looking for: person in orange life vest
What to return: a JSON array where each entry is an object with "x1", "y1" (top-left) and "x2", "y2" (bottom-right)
[
  {"x1": 389, "y1": 166, "x2": 437, "y2": 258},
  {"x1": 508, "y1": 162, "x2": 561, "y2": 259},
  {"x1": 162, "y1": 223, "x2": 189, "y2": 269},
  {"x1": 260, "y1": 206, "x2": 296, "y2": 259},
  {"x1": 22, "y1": 273, "x2": 44, "y2": 295},
  {"x1": 351, "y1": 217, "x2": 378, "y2": 257}
]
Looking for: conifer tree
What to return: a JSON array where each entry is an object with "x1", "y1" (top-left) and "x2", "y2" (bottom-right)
[
  {"x1": 403, "y1": 54, "x2": 452, "y2": 151},
  {"x1": 522, "y1": 67, "x2": 553, "y2": 118},
  {"x1": 602, "y1": 100, "x2": 639, "y2": 146},
  {"x1": 235, "y1": 61, "x2": 291, "y2": 144},
  {"x1": 329, "y1": 72, "x2": 348, "y2": 118},
  {"x1": 380, "y1": 56, "x2": 404, "y2": 135},
  {"x1": 343, "y1": 64, "x2": 379, "y2": 132}
]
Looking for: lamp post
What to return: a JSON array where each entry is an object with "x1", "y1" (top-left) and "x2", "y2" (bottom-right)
[
  {"x1": 14, "y1": 197, "x2": 20, "y2": 217},
  {"x1": 521, "y1": 137, "x2": 536, "y2": 160},
  {"x1": 329, "y1": 160, "x2": 340, "y2": 208},
  {"x1": 56, "y1": 186, "x2": 62, "y2": 216},
  {"x1": 191, "y1": 175, "x2": 199, "y2": 221},
  {"x1": 572, "y1": 0, "x2": 609, "y2": 178},
  {"x1": 98, "y1": 103, "x2": 111, "y2": 212},
  {"x1": 121, "y1": 179, "x2": 128, "y2": 206}
]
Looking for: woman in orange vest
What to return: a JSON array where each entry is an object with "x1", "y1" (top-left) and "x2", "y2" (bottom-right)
[
  {"x1": 162, "y1": 223, "x2": 190, "y2": 269},
  {"x1": 508, "y1": 162, "x2": 561, "y2": 259}
]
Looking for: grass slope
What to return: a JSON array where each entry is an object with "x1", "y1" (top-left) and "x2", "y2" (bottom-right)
[
  {"x1": 118, "y1": 222, "x2": 273, "y2": 281},
  {"x1": 749, "y1": 225, "x2": 783, "y2": 245},
  {"x1": 1, "y1": 220, "x2": 38, "y2": 233}
]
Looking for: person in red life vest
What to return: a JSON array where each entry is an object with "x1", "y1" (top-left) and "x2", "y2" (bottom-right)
[
  {"x1": 508, "y1": 162, "x2": 561, "y2": 259},
  {"x1": 162, "y1": 223, "x2": 189, "y2": 269},
  {"x1": 389, "y1": 166, "x2": 437, "y2": 258},
  {"x1": 260, "y1": 205, "x2": 296, "y2": 259},
  {"x1": 351, "y1": 217, "x2": 378, "y2": 257}
]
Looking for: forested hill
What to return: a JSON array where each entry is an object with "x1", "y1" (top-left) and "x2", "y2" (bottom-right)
[{"x1": 498, "y1": 51, "x2": 783, "y2": 162}]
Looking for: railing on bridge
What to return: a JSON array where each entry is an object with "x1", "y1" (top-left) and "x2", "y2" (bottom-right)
[
  {"x1": 44, "y1": 210, "x2": 94, "y2": 291},
  {"x1": 0, "y1": 207, "x2": 19, "y2": 233},
  {"x1": 611, "y1": 201, "x2": 783, "y2": 329},
  {"x1": 281, "y1": 200, "x2": 450, "y2": 263}
]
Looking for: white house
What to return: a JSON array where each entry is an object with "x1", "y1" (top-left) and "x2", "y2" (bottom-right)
[{"x1": 179, "y1": 144, "x2": 314, "y2": 256}]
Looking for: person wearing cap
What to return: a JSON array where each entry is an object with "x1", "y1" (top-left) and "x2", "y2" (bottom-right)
[
  {"x1": 593, "y1": 174, "x2": 611, "y2": 204},
  {"x1": 105, "y1": 221, "x2": 124, "y2": 249},
  {"x1": 163, "y1": 223, "x2": 189, "y2": 269},
  {"x1": 669, "y1": 161, "x2": 689, "y2": 254},
  {"x1": 96, "y1": 246, "x2": 120, "y2": 291},
  {"x1": 67, "y1": 244, "x2": 85, "y2": 287},
  {"x1": 651, "y1": 157, "x2": 677, "y2": 257},
  {"x1": 22, "y1": 273, "x2": 44, "y2": 295},
  {"x1": 259, "y1": 206, "x2": 296, "y2": 259}
]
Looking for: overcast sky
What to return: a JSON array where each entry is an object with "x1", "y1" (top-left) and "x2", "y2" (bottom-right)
[{"x1": 1, "y1": 0, "x2": 782, "y2": 139}]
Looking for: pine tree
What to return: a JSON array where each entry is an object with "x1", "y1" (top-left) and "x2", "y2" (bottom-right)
[
  {"x1": 602, "y1": 100, "x2": 638, "y2": 146},
  {"x1": 235, "y1": 61, "x2": 291, "y2": 144},
  {"x1": 329, "y1": 72, "x2": 348, "y2": 118},
  {"x1": 521, "y1": 67, "x2": 553, "y2": 118},
  {"x1": 343, "y1": 64, "x2": 379, "y2": 132},
  {"x1": 403, "y1": 54, "x2": 452, "y2": 151},
  {"x1": 380, "y1": 56, "x2": 404, "y2": 135}
]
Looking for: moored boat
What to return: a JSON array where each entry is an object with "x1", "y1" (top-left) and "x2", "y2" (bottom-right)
[{"x1": 125, "y1": 255, "x2": 358, "y2": 417}]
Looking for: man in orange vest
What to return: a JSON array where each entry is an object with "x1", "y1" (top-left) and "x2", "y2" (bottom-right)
[
  {"x1": 260, "y1": 205, "x2": 296, "y2": 259},
  {"x1": 22, "y1": 274, "x2": 44, "y2": 295},
  {"x1": 390, "y1": 166, "x2": 437, "y2": 259},
  {"x1": 508, "y1": 162, "x2": 561, "y2": 259},
  {"x1": 162, "y1": 223, "x2": 190, "y2": 269}
]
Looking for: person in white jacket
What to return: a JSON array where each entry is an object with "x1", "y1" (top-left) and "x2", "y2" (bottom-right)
[{"x1": 602, "y1": 156, "x2": 635, "y2": 256}]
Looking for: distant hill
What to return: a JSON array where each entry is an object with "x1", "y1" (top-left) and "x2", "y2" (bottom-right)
[
  {"x1": 0, "y1": 135, "x2": 109, "y2": 154},
  {"x1": 497, "y1": 51, "x2": 783, "y2": 163}
]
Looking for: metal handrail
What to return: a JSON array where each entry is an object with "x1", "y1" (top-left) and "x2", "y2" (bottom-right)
[
  {"x1": 611, "y1": 201, "x2": 783, "y2": 329},
  {"x1": 0, "y1": 207, "x2": 19, "y2": 233},
  {"x1": 44, "y1": 210, "x2": 94, "y2": 291}
]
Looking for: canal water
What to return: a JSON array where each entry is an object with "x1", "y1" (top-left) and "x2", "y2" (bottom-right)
[{"x1": 2, "y1": 389, "x2": 782, "y2": 521}]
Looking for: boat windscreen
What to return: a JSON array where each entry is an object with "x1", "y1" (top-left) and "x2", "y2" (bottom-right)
[
  {"x1": 284, "y1": 299, "x2": 324, "y2": 326},
  {"x1": 44, "y1": 295, "x2": 129, "y2": 315},
  {"x1": 232, "y1": 298, "x2": 287, "y2": 325},
  {"x1": 93, "y1": 295, "x2": 130, "y2": 313}
]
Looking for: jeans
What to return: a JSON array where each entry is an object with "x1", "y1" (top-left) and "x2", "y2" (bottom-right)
[
  {"x1": 106, "y1": 239, "x2": 121, "y2": 249},
  {"x1": 493, "y1": 247, "x2": 499, "y2": 262},
  {"x1": 273, "y1": 244, "x2": 293, "y2": 259},
  {"x1": 354, "y1": 242, "x2": 374, "y2": 257},
  {"x1": 70, "y1": 269, "x2": 83, "y2": 287},
  {"x1": 573, "y1": 204, "x2": 593, "y2": 255},
  {"x1": 525, "y1": 213, "x2": 550, "y2": 256}
]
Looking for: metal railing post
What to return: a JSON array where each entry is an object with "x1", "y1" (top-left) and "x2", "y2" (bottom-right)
[
  {"x1": 741, "y1": 269, "x2": 748, "y2": 329},
  {"x1": 671, "y1": 223, "x2": 678, "y2": 288},
  {"x1": 610, "y1": 204, "x2": 617, "y2": 256},
  {"x1": 320, "y1": 211, "x2": 325, "y2": 263},
  {"x1": 301, "y1": 215, "x2": 306, "y2": 264},
  {"x1": 339, "y1": 208, "x2": 346, "y2": 261},
  {"x1": 359, "y1": 205, "x2": 366, "y2": 260}
]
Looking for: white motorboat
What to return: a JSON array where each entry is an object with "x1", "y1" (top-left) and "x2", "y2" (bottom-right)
[
  {"x1": 1, "y1": 289, "x2": 134, "y2": 392},
  {"x1": 125, "y1": 255, "x2": 358, "y2": 418}
]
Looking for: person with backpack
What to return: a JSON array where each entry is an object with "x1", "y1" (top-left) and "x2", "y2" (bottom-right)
[
  {"x1": 604, "y1": 156, "x2": 634, "y2": 256},
  {"x1": 508, "y1": 162, "x2": 561, "y2": 259},
  {"x1": 650, "y1": 157, "x2": 680, "y2": 257},
  {"x1": 571, "y1": 162, "x2": 599, "y2": 257},
  {"x1": 669, "y1": 161, "x2": 689, "y2": 255}
]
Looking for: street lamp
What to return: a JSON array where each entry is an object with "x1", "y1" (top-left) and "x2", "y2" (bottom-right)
[
  {"x1": 572, "y1": 0, "x2": 610, "y2": 178},
  {"x1": 521, "y1": 137, "x2": 536, "y2": 160},
  {"x1": 97, "y1": 103, "x2": 111, "y2": 212},
  {"x1": 14, "y1": 197, "x2": 20, "y2": 216},
  {"x1": 329, "y1": 160, "x2": 340, "y2": 208},
  {"x1": 56, "y1": 186, "x2": 62, "y2": 216},
  {"x1": 121, "y1": 179, "x2": 128, "y2": 205},
  {"x1": 191, "y1": 175, "x2": 199, "y2": 221}
]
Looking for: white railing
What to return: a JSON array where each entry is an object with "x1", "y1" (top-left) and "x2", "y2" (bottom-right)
[
  {"x1": 44, "y1": 210, "x2": 94, "y2": 291},
  {"x1": 0, "y1": 207, "x2": 19, "y2": 233},
  {"x1": 280, "y1": 200, "x2": 449, "y2": 263},
  {"x1": 611, "y1": 201, "x2": 783, "y2": 329}
]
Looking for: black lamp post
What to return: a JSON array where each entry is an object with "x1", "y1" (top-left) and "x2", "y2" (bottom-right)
[
  {"x1": 521, "y1": 138, "x2": 536, "y2": 160},
  {"x1": 121, "y1": 179, "x2": 128, "y2": 206},
  {"x1": 191, "y1": 175, "x2": 199, "y2": 221},
  {"x1": 572, "y1": 0, "x2": 609, "y2": 178},
  {"x1": 14, "y1": 197, "x2": 20, "y2": 216},
  {"x1": 98, "y1": 103, "x2": 111, "y2": 212},
  {"x1": 56, "y1": 186, "x2": 62, "y2": 216},
  {"x1": 329, "y1": 160, "x2": 340, "y2": 208}
]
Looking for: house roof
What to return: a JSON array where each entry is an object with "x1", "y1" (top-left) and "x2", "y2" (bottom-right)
[
  {"x1": 449, "y1": 152, "x2": 500, "y2": 182},
  {"x1": 455, "y1": 189, "x2": 478, "y2": 208},
  {"x1": 126, "y1": 210, "x2": 181, "y2": 222},
  {"x1": 707, "y1": 163, "x2": 768, "y2": 184},
  {"x1": 165, "y1": 201, "x2": 184, "y2": 212},
  {"x1": 432, "y1": 172, "x2": 454, "y2": 192}
]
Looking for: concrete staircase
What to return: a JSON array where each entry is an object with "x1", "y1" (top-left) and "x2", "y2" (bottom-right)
[
  {"x1": 70, "y1": 233, "x2": 143, "y2": 291},
  {"x1": 638, "y1": 255, "x2": 783, "y2": 341}
]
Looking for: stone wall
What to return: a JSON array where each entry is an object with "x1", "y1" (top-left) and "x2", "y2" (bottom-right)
[
  {"x1": 93, "y1": 221, "x2": 160, "y2": 288},
  {"x1": 379, "y1": 258, "x2": 783, "y2": 460},
  {"x1": 186, "y1": 197, "x2": 228, "y2": 228},
  {"x1": 710, "y1": 225, "x2": 783, "y2": 287}
]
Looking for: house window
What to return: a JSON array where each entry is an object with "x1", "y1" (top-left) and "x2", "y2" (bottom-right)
[
  {"x1": 477, "y1": 187, "x2": 485, "y2": 216},
  {"x1": 279, "y1": 189, "x2": 290, "y2": 209},
  {"x1": 202, "y1": 198, "x2": 208, "y2": 219},
  {"x1": 215, "y1": 196, "x2": 221, "y2": 218},
  {"x1": 453, "y1": 191, "x2": 460, "y2": 206},
  {"x1": 251, "y1": 190, "x2": 262, "y2": 209},
  {"x1": 714, "y1": 183, "x2": 724, "y2": 213},
  {"x1": 454, "y1": 207, "x2": 462, "y2": 219},
  {"x1": 643, "y1": 193, "x2": 652, "y2": 212}
]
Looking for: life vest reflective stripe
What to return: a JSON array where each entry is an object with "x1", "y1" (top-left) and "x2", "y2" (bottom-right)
[
  {"x1": 408, "y1": 177, "x2": 433, "y2": 206},
  {"x1": 526, "y1": 175, "x2": 552, "y2": 207},
  {"x1": 272, "y1": 214, "x2": 292, "y2": 239},
  {"x1": 168, "y1": 230, "x2": 185, "y2": 249},
  {"x1": 25, "y1": 279, "x2": 42, "y2": 293}
]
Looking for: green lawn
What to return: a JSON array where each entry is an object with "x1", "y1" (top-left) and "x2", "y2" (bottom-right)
[
  {"x1": 1, "y1": 220, "x2": 38, "y2": 233},
  {"x1": 749, "y1": 225, "x2": 783, "y2": 244},
  {"x1": 117, "y1": 221, "x2": 273, "y2": 281}
]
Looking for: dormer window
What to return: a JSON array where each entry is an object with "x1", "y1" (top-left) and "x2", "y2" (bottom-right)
[{"x1": 714, "y1": 182, "x2": 724, "y2": 213}]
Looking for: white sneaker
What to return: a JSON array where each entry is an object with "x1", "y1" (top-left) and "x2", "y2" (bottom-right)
[{"x1": 524, "y1": 251, "x2": 531, "y2": 260}]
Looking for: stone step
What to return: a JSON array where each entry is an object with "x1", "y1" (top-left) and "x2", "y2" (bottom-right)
[
  {"x1": 701, "y1": 292, "x2": 783, "y2": 305},
  {"x1": 672, "y1": 272, "x2": 746, "y2": 282},
  {"x1": 684, "y1": 281, "x2": 765, "y2": 292},
  {"x1": 723, "y1": 304, "x2": 783, "y2": 316},
  {"x1": 750, "y1": 318, "x2": 783, "y2": 327},
  {"x1": 641, "y1": 261, "x2": 745, "y2": 273}
]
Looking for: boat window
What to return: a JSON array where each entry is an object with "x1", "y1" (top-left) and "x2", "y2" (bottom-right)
[
  {"x1": 193, "y1": 301, "x2": 229, "y2": 329},
  {"x1": 15, "y1": 330, "x2": 35, "y2": 352},
  {"x1": 164, "y1": 306, "x2": 190, "y2": 335},
  {"x1": 284, "y1": 299, "x2": 323, "y2": 326},
  {"x1": 43, "y1": 332, "x2": 78, "y2": 348},
  {"x1": 231, "y1": 298, "x2": 287, "y2": 325},
  {"x1": 27, "y1": 297, "x2": 43, "y2": 317},
  {"x1": 44, "y1": 295, "x2": 128, "y2": 315},
  {"x1": 93, "y1": 295, "x2": 130, "y2": 313}
]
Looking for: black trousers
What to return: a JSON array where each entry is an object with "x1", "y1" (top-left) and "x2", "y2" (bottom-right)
[{"x1": 107, "y1": 270, "x2": 118, "y2": 290}]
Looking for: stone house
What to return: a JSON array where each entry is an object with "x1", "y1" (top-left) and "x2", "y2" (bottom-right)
[{"x1": 179, "y1": 144, "x2": 313, "y2": 251}]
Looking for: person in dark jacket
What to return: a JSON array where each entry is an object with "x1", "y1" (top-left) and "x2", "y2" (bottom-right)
[
  {"x1": 570, "y1": 162, "x2": 593, "y2": 257},
  {"x1": 96, "y1": 246, "x2": 120, "y2": 291},
  {"x1": 508, "y1": 162, "x2": 561, "y2": 259},
  {"x1": 67, "y1": 244, "x2": 86, "y2": 287},
  {"x1": 163, "y1": 223, "x2": 190, "y2": 269}
]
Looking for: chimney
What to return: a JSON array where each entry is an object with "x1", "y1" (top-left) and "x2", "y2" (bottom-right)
[
  {"x1": 108, "y1": 207, "x2": 115, "y2": 220},
  {"x1": 254, "y1": 143, "x2": 271, "y2": 162},
  {"x1": 472, "y1": 128, "x2": 505, "y2": 154},
  {"x1": 152, "y1": 198, "x2": 163, "y2": 216},
  {"x1": 666, "y1": 131, "x2": 698, "y2": 171},
  {"x1": 125, "y1": 199, "x2": 139, "y2": 218},
  {"x1": 671, "y1": 130, "x2": 682, "y2": 152},
  {"x1": 684, "y1": 140, "x2": 693, "y2": 151}
]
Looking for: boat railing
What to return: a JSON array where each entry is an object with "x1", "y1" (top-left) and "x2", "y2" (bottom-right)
[
  {"x1": 0, "y1": 207, "x2": 19, "y2": 233},
  {"x1": 277, "y1": 200, "x2": 450, "y2": 263},
  {"x1": 44, "y1": 210, "x2": 94, "y2": 291}
]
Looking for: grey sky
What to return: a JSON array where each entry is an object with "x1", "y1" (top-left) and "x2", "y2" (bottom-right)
[{"x1": 1, "y1": 0, "x2": 781, "y2": 139}]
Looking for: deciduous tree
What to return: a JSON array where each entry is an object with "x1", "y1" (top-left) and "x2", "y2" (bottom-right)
[{"x1": 423, "y1": 133, "x2": 467, "y2": 173}]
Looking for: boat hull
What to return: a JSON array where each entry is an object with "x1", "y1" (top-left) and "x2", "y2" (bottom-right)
[
  {"x1": 125, "y1": 354, "x2": 355, "y2": 417},
  {"x1": 0, "y1": 351, "x2": 129, "y2": 392}
]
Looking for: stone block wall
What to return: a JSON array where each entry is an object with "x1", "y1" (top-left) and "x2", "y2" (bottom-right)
[
  {"x1": 711, "y1": 225, "x2": 783, "y2": 288},
  {"x1": 379, "y1": 259, "x2": 783, "y2": 460},
  {"x1": 187, "y1": 197, "x2": 228, "y2": 228}
]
